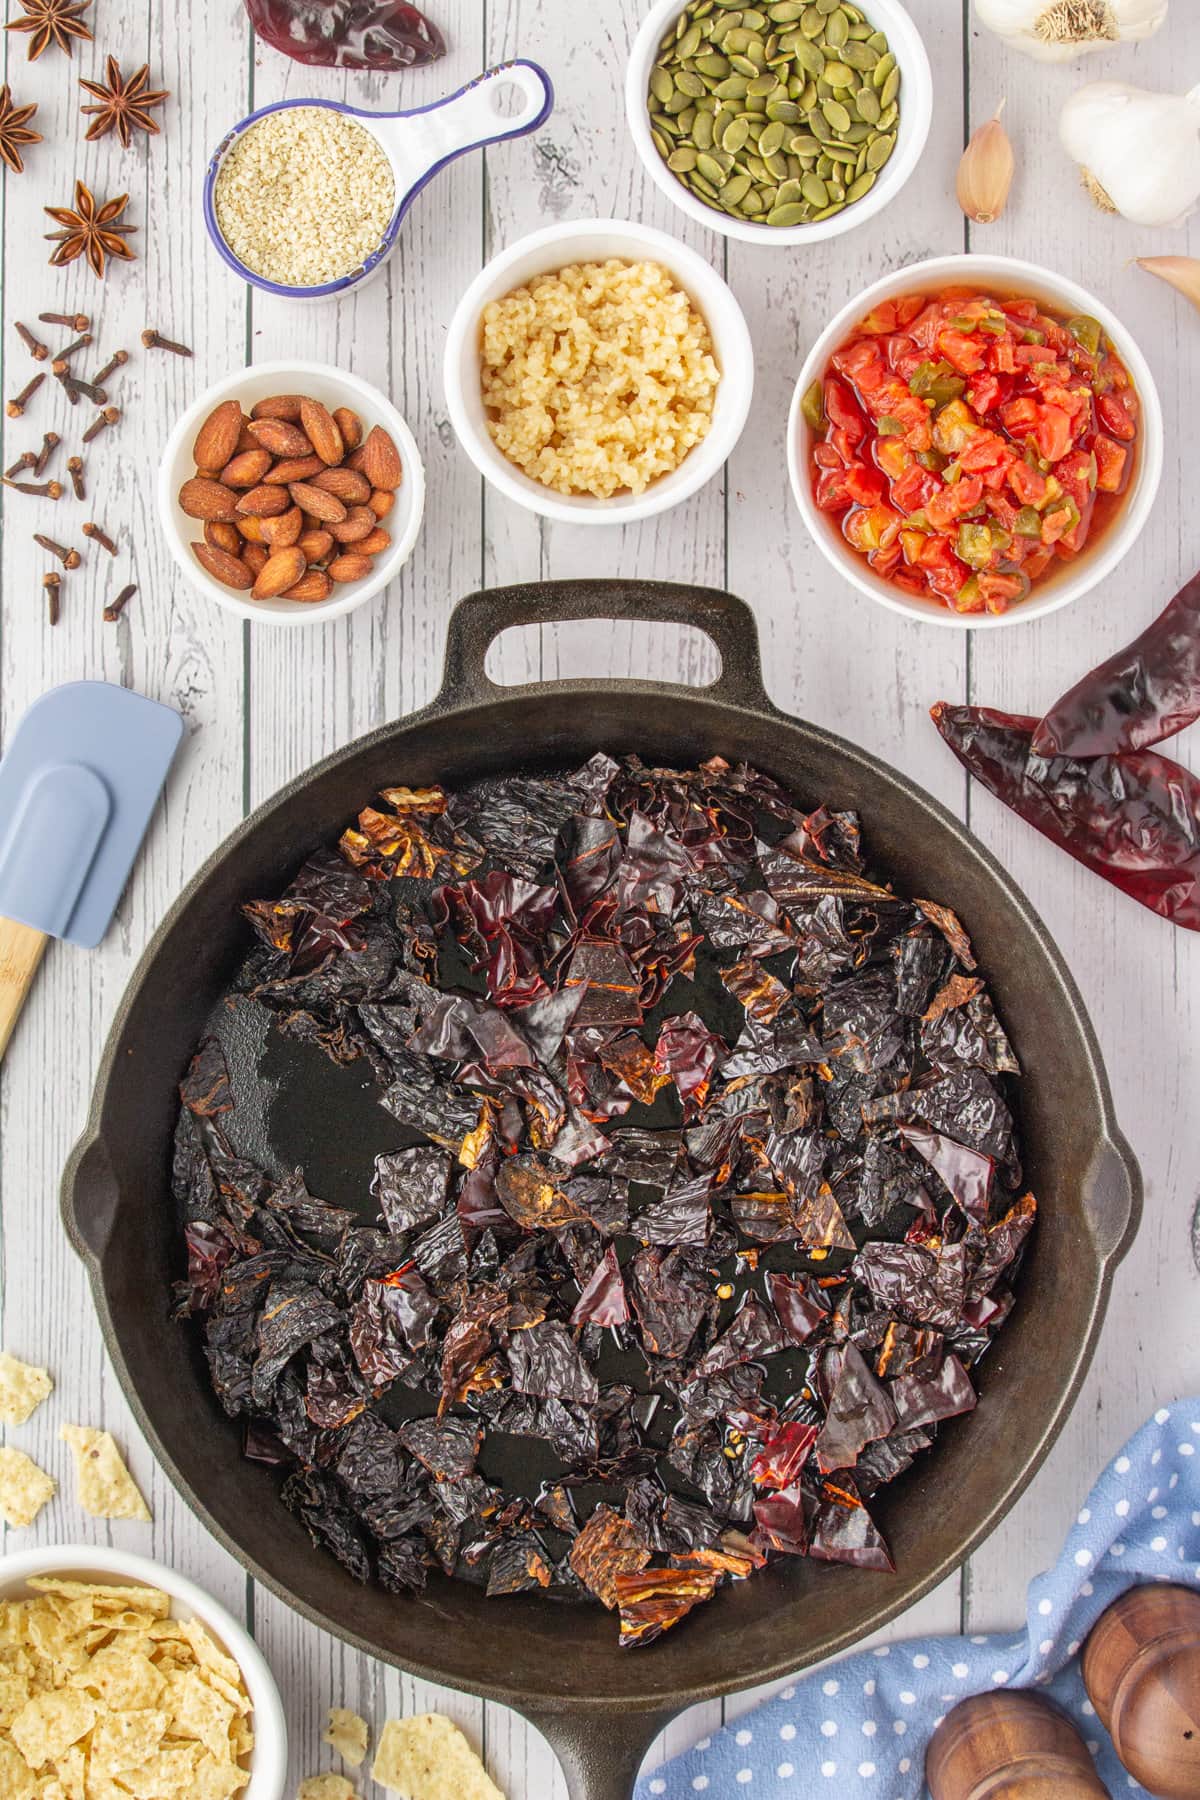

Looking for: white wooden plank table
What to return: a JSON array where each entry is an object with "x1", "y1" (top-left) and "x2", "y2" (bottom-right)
[{"x1": 1, "y1": 1, "x2": 1198, "y2": 1794}]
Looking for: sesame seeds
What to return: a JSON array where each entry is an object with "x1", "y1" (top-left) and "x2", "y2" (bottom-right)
[{"x1": 214, "y1": 106, "x2": 396, "y2": 290}]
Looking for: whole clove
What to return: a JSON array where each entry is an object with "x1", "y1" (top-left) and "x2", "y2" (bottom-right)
[
  {"x1": 43, "y1": 572, "x2": 61, "y2": 627},
  {"x1": 3, "y1": 477, "x2": 62, "y2": 498},
  {"x1": 7, "y1": 374, "x2": 45, "y2": 418},
  {"x1": 82, "y1": 521, "x2": 117, "y2": 556},
  {"x1": 82, "y1": 407, "x2": 120, "y2": 444},
  {"x1": 14, "y1": 321, "x2": 48, "y2": 361},
  {"x1": 104, "y1": 583, "x2": 136, "y2": 623},
  {"x1": 141, "y1": 327, "x2": 192, "y2": 356},
  {"x1": 5, "y1": 452, "x2": 36, "y2": 480},
  {"x1": 34, "y1": 533, "x2": 81, "y2": 571},
  {"x1": 92, "y1": 349, "x2": 128, "y2": 387},
  {"x1": 33, "y1": 432, "x2": 59, "y2": 477},
  {"x1": 51, "y1": 333, "x2": 92, "y2": 374},
  {"x1": 38, "y1": 311, "x2": 89, "y2": 331},
  {"x1": 67, "y1": 456, "x2": 85, "y2": 500},
  {"x1": 58, "y1": 374, "x2": 106, "y2": 406}
]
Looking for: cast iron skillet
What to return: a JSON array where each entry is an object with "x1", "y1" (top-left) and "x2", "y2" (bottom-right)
[{"x1": 63, "y1": 583, "x2": 1141, "y2": 1800}]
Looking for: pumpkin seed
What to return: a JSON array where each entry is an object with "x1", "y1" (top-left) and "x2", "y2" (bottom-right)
[
  {"x1": 651, "y1": 127, "x2": 673, "y2": 158},
  {"x1": 841, "y1": 39, "x2": 878, "y2": 69},
  {"x1": 846, "y1": 168, "x2": 876, "y2": 201},
  {"x1": 766, "y1": 97, "x2": 803, "y2": 122},
  {"x1": 801, "y1": 170, "x2": 829, "y2": 206},
  {"x1": 769, "y1": 0, "x2": 806, "y2": 17},
  {"x1": 821, "y1": 97, "x2": 851, "y2": 132},
  {"x1": 872, "y1": 50, "x2": 896, "y2": 88},
  {"x1": 767, "y1": 200, "x2": 808, "y2": 225},
  {"x1": 855, "y1": 85, "x2": 880, "y2": 123},
  {"x1": 799, "y1": 8, "x2": 825, "y2": 39},
  {"x1": 723, "y1": 171, "x2": 753, "y2": 205},
  {"x1": 824, "y1": 7, "x2": 850, "y2": 48},
  {"x1": 823, "y1": 59, "x2": 854, "y2": 87},
  {"x1": 880, "y1": 65, "x2": 900, "y2": 108},
  {"x1": 720, "y1": 112, "x2": 752, "y2": 151},
  {"x1": 693, "y1": 108, "x2": 716, "y2": 148},
  {"x1": 650, "y1": 65, "x2": 674, "y2": 104},
  {"x1": 866, "y1": 129, "x2": 895, "y2": 169},
  {"x1": 758, "y1": 119, "x2": 787, "y2": 156},
  {"x1": 668, "y1": 145, "x2": 699, "y2": 172},
  {"x1": 791, "y1": 35, "x2": 825, "y2": 76},
  {"x1": 695, "y1": 51, "x2": 731, "y2": 75}
]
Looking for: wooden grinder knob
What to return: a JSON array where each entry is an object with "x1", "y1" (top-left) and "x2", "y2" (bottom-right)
[
  {"x1": 1082, "y1": 1583, "x2": 1200, "y2": 1799},
  {"x1": 926, "y1": 1691, "x2": 1110, "y2": 1800}
]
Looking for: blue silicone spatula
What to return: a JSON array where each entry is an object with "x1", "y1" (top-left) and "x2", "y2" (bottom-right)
[{"x1": 0, "y1": 682, "x2": 184, "y2": 1059}]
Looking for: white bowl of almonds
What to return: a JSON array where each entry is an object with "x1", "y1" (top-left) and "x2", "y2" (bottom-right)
[
  {"x1": 0, "y1": 1544, "x2": 287, "y2": 1799},
  {"x1": 158, "y1": 361, "x2": 425, "y2": 626}
]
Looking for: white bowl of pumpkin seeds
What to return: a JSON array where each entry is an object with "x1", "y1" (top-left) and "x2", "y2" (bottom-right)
[{"x1": 627, "y1": 0, "x2": 932, "y2": 244}]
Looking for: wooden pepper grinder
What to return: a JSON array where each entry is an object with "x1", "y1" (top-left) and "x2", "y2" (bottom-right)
[
  {"x1": 926, "y1": 1691, "x2": 1111, "y2": 1799},
  {"x1": 1082, "y1": 1583, "x2": 1200, "y2": 1798}
]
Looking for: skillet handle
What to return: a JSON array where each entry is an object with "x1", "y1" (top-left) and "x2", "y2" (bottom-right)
[
  {"x1": 434, "y1": 581, "x2": 778, "y2": 718},
  {"x1": 514, "y1": 1703, "x2": 676, "y2": 1800},
  {"x1": 1085, "y1": 1130, "x2": 1143, "y2": 1268}
]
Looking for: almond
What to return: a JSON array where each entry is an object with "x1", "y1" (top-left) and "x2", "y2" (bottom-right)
[
  {"x1": 333, "y1": 406, "x2": 362, "y2": 451},
  {"x1": 179, "y1": 476, "x2": 239, "y2": 521},
  {"x1": 192, "y1": 400, "x2": 244, "y2": 473},
  {"x1": 368, "y1": 488, "x2": 395, "y2": 519},
  {"x1": 192, "y1": 540, "x2": 253, "y2": 590},
  {"x1": 299, "y1": 398, "x2": 344, "y2": 467},
  {"x1": 252, "y1": 546, "x2": 308, "y2": 600},
  {"x1": 327, "y1": 552, "x2": 373, "y2": 583},
  {"x1": 311, "y1": 466, "x2": 370, "y2": 504},
  {"x1": 250, "y1": 394, "x2": 306, "y2": 421},
  {"x1": 237, "y1": 515, "x2": 266, "y2": 544},
  {"x1": 283, "y1": 569, "x2": 334, "y2": 604},
  {"x1": 243, "y1": 542, "x2": 270, "y2": 577},
  {"x1": 260, "y1": 505, "x2": 303, "y2": 548},
  {"x1": 361, "y1": 425, "x2": 403, "y2": 490},
  {"x1": 248, "y1": 418, "x2": 313, "y2": 459},
  {"x1": 263, "y1": 454, "x2": 324, "y2": 486},
  {"x1": 344, "y1": 445, "x2": 369, "y2": 475},
  {"x1": 330, "y1": 504, "x2": 377, "y2": 545},
  {"x1": 236, "y1": 483, "x2": 290, "y2": 518},
  {"x1": 288, "y1": 481, "x2": 347, "y2": 524},
  {"x1": 204, "y1": 520, "x2": 242, "y2": 555},
  {"x1": 234, "y1": 420, "x2": 258, "y2": 455},
  {"x1": 297, "y1": 528, "x2": 334, "y2": 563},
  {"x1": 358, "y1": 526, "x2": 392, "y2": 556},
  {"x1": 221, "y1": 449, "x2": 273, "y2": 489}
]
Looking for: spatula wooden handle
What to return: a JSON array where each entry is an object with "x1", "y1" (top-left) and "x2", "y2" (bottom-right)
[{"x1": 0, "y1": 918, "x2": 49, "y2": 1061}]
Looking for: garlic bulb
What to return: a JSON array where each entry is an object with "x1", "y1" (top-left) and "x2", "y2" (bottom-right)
[
  {"x1": 975, "y1": 0, "x2": 1167, "y2": 61},
  {"x1": 1060, "y1": 81, "x2": 1200, "y2": 226}
]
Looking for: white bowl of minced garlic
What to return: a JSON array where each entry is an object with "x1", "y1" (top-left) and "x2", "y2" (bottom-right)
[{"x1": 444, "y1": 217, "x2": 755, "y2": 525}]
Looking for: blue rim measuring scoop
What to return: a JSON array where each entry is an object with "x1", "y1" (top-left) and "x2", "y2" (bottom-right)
[
  {"x1": 0, "y1": 683, "x2": 183, "y2": 1059},
  {"x1": 203, "y1": 60, "x2": 555, "y2": 301}
]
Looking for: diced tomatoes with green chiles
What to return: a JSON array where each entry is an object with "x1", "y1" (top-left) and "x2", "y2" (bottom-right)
[{"x1": 805, "y1": 288, "x2": 1140, "y2": 615}]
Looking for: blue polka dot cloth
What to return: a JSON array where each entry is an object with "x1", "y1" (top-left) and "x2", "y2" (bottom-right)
[{"x1": 636, "y1": 1401, "x2": 1200, "y2": 1798}]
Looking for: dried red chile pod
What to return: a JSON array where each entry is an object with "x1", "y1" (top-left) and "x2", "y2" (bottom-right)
[
  {"x1": 932, "y1": 701, "x2": 1200, "y2": 931},
  {"x1": 1032, "y1": 567, "x2": 1200, "y2": 760},
  {"x1": 243, "y1": 0, "x2": 446, "y2": 69}
]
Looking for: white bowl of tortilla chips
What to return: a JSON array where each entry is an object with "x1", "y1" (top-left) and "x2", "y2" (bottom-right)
[{"x1": 0, "y1": 1545, "x2": 287, "y2": 1800}]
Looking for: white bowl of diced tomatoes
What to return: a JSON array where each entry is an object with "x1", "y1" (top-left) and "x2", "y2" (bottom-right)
[{"x1": 787, "y1": 254, "x2": 1163, "y2": 628}]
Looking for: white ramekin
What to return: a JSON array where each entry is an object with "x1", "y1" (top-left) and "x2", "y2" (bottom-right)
[
  {"x1": 157, "y1": 360, "x2": 425, "y2": 627},
  {"x1": 787, "y1": 254, "x2": 1165, "y2": 630},
  {"x1": 625, "y1": 0, "x2": 933, "y2": 247},
  {"x1": 443, "y1": 217, "x2": 755, "y2": 526},
  {"x1": 0, "y1": 1544, "x2": 287, "y2": 1800}
]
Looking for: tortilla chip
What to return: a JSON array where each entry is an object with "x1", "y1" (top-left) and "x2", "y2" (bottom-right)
[
  {"x1": 299, "y1": 1778, "x2": 356, "y2": 1800},
  {"x1": 59, "y1": 1426, "x2": 151, "y2": 1522},
  {"x1": 29, "y1": 1580, "x2": 169, "y2": 1619},
  {"x1": 177, "y1": 1618, "x2": 242, "y2": 1690},
  {"x1": 9, "y1": 1689, "x2": 95, "y2": 1767},
  {"x1": 0, "y1": 1352, "x2": 53, "y2": 1427},
  {"x1": 189, "y1": 1749, "x2": 251, "y2": 1798},
  {"x1": 371, "y1": 1714, "x2": 506, "y2": 1800},
  {"x1": 324, "y1": 1706, "x2": 368, "y2": 1767},
  {"x1": 0, "y1": 1447, "x2": 56, "y2": 1529},
  {"x1": 69, "y1": 1645, "x2": 164, "y2": 1710},
  {"x1": 0, "y1": 1737, "x2": 35, "y2": 1798}
]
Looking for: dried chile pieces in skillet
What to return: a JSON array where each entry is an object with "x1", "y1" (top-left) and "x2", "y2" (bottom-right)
[{"x1": 173, "y1": 753, "x2": 1034, "y2": 1646}]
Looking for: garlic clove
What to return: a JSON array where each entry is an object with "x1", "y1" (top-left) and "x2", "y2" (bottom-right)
[
  {"x1": 957, "y1": 104, "x2": 1015, "y2": 224},
  {"x1": 975, "y1": 0, "x2": 1168, "y2": 62},
  {"x1": 1060, "y1": 80, "x2": 1200, "y2": 228},
  {"x1": 1137, "y1": 255, "x2": 1200, "y2": 317}
]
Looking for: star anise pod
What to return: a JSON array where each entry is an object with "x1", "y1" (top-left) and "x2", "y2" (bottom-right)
[
  {"x1": 45, "y1": 181, "x2": 137, "y2": 280},
  {"x1": 79, "y1": 56, "x2": 169, "y2": 147},
  {"x1": 0, "y1": 85, "x2": 41, "y2": 173},
  {"x1": 5, "y1": 0, "x2": 92, "y2": 61}
]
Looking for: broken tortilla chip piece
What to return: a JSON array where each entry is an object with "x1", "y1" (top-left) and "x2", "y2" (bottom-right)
[
  {"x1": 324, "y1": 1706, "x2": 369, "y2": 1767},
  {"x1": 0, "y1": 1351, "x2": 54, "y2": 1426},
  {"x1": 299, "y1": 1777, "x2": 356, "y2": 1800},
  {"x1": 59, "y1": 1425, "x2": 151, "y2": 1521},
  {"x1": 0, "y1": 1446, "x2": 56, "y2": 1529},
  {"x1": 371, "y1": 1714, "x2": 506, "y2": 1800}
]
